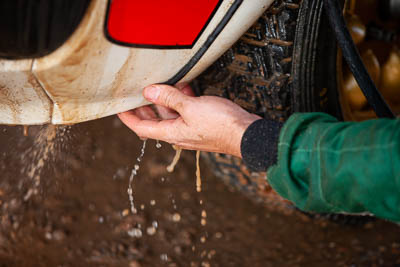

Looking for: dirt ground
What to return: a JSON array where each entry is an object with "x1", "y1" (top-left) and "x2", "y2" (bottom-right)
[{"x1": 0, "y1": 116, "x2": 399, "y2": 267}]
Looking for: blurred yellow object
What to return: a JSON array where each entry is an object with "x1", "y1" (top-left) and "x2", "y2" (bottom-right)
[
  {"x1": 346, "y1": 14, "x2": 366, "y2": 45},
  {"x1": 343, "y1": 49, "x2": 381, "y2": 110},
  {"x1": 380, "y1": 48, "x2": 400, "y2": 105}
]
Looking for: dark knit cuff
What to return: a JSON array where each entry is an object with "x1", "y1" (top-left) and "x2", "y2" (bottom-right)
[{"x1": 240, "y1": 119, "x2": 283, "y2": 172}]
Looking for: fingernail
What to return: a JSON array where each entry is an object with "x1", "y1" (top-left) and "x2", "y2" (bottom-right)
[{"x1": 144, "y1": 86, "x2": 160, "y2": 101}]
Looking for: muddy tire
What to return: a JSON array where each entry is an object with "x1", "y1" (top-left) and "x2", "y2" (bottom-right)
[{"x1": 193, "y1": 0, "x2": 375, "y2": 224}]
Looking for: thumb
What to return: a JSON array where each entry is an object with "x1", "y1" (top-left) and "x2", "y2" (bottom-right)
[{"x1": 143, "y1": 84, "x2": 190, "y2": 112}]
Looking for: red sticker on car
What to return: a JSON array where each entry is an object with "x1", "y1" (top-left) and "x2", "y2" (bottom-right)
[{"x1": 105, "y1": 0, "x2": 222, "y2": 48}]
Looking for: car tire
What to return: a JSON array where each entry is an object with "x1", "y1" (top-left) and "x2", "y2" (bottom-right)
[{"x1": 193, "y1": 0, "x2": 375, "y2": 224}]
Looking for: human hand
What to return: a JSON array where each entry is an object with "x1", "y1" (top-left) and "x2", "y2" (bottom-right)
[{"x1": 118, "y1": 84, "x2": 261, "y2": 158}]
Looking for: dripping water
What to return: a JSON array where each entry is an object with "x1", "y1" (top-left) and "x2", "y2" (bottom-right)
[
  {"x1": 127, "y1": 140, "x2": 146, "y2": 214},
  {"x1": 156, "y1": 140, "x2": 162, "y2": 149}
]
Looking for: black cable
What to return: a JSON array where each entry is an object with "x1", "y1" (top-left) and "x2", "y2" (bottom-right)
[{"x1": 322, "y1": 0, "x2": 395, "y2": 119}]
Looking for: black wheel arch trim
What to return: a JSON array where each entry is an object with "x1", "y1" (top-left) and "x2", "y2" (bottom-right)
[{"x1": 165, "y1": 0, "x2": 244, "y2": 85}]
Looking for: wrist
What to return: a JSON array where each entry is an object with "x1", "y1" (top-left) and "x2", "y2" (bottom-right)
[
  {"x1": 240, "y1": 118, "x2": 284, "y2": 172},
  {"x1": 231, "y1": 114, "x2": 262, "y2": 158}
]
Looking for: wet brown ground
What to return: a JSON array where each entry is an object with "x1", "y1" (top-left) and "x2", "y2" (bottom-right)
[{"x1": 0, "y1": 116, "x2": 399, "y2": 267}]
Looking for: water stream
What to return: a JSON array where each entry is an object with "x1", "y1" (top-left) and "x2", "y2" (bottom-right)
[{"x1": 127, "y1": 140, "x2": 146, "y2": 214}]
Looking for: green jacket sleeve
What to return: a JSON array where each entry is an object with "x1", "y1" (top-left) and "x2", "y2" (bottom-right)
[{"x1": 267, "y1": 113, "x2": 400, "y2": 222}]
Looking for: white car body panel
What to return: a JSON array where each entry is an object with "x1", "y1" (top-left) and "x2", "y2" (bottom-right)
[
  {"x1": 0, "y1": 0, "x2": 273, "y2": 125},
  {"x1": 0, "y1": 60, "x2": 51, "y2": 124}
]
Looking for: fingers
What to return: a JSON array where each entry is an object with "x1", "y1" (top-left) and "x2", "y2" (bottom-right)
[
  {"x1": 143, "y1": 84, "x2": 191, "y2": 112},
  {"x1": 118, "y1": 110, "x2": 182, "y2": 141},
  {"x1": 154, "y1": 105, "x2": 179, "y2": 120},
  {"x1": 118, "y1": 110, "x2": 141, "y2": 129},
  {"x1": 152, "y1": 84, "x2": 195, "y2": 119},
  {"x1": 133, "y1": 106, "x2": 158, "y2": 120},
  {"x1": 119, "y1": 84, "x2": 196, "y2": 141}
]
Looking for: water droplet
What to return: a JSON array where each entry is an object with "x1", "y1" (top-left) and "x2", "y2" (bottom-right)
[
  {"x1": 171, "y1": 198, "x2": 177, "y2": 209},
  {"x1": 201, "y1": 250, "x2": 207, "y2": 258},
  {"x1": 146, "y1": 226, "x2": 156, "y2": 236},
  {"x1": 208, "y1": 250, "x2": 216, "y2": 259},
  {"x1": 160, "y1": 254, "x2": 168, "y2": 261},
  {"x1": 122, "y1": 209, "x2": 129, "y2": 217},
  {"x1": 45, "y1": 232, "x2": 52, "y2": 240},
  {"x1": 127, "y1": 228, "x2": 142, "y2": 238},
  {"x1": 201, "y1": 210, "x2": 207, "y2": 226},
  {"x1": 172, "y1": 213, "x2": 181, "y2": 222},
  {"x1": 215, "y1": 232, "x2": 222, "y2": 239},
  {"x1": 156, "y1": 140, "x2": 162, "y2": 149},
  {"x1": 127, "y1": 140, "x2": 147, "y2": 216}
]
